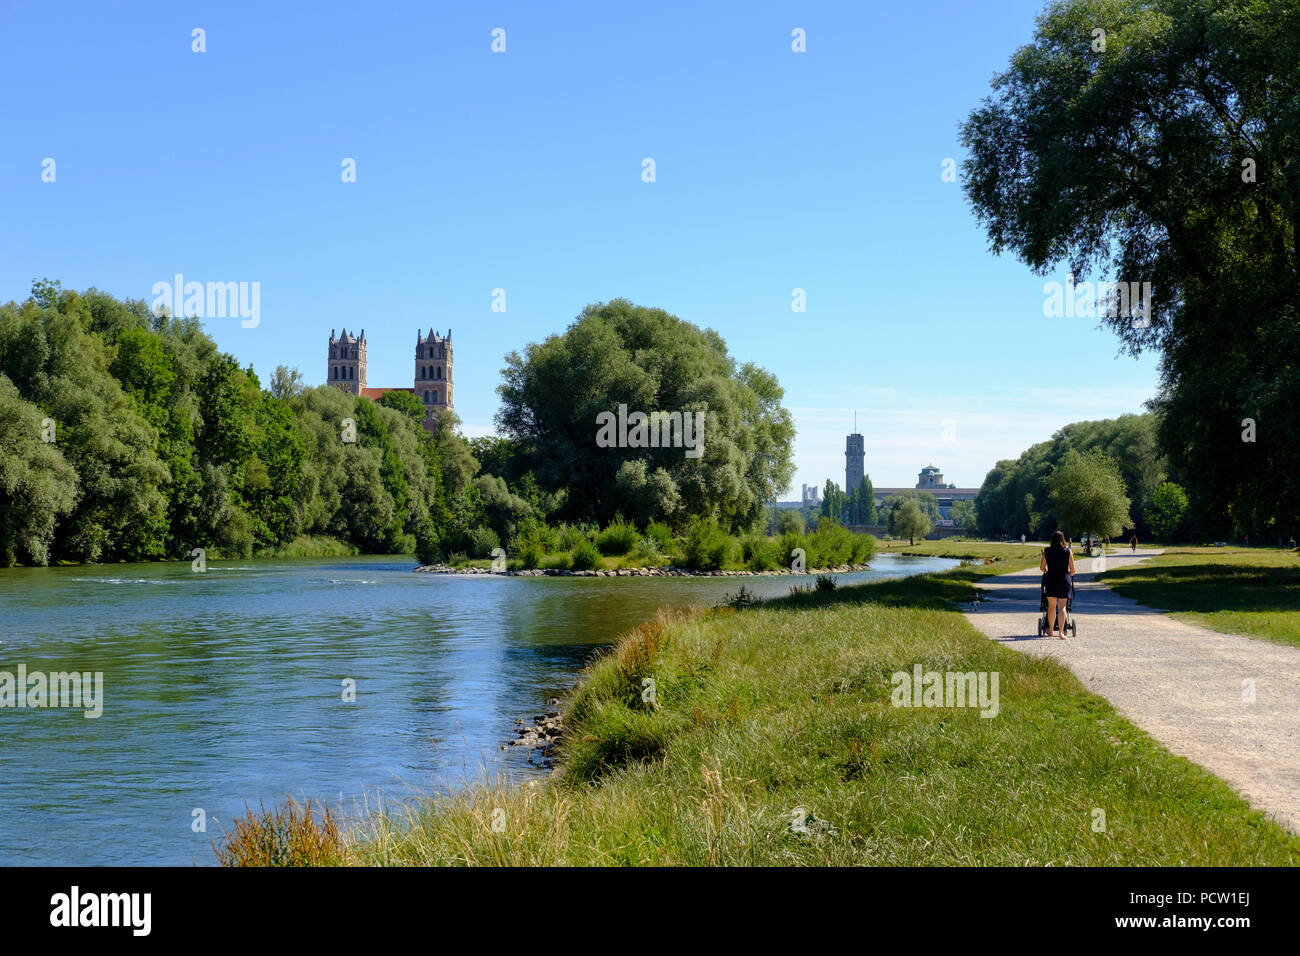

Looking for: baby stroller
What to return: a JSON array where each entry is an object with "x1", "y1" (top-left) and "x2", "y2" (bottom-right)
[{"x1": 1037, "y1": 574, "x2": 1077, "y2": 637}]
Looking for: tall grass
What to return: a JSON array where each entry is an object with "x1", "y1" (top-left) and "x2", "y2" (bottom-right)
[
  {"x1": 268, "y1": 568, "x2": 1300, "y2": 867},
  {"x1": 215, "y1": 799, "x2": 343, "y2": 867}
]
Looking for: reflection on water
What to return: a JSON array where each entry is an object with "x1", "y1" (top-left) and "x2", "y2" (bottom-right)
[{"x1": 0, "y1": 553, "x2": 956, "y2": 865}]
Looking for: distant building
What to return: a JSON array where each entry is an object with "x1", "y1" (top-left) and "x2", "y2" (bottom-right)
[
  {"x1": 845, "y1": 433, "x2": 864, "y2": 493},
  {"x1": 327, "y1": 327, "x2": 454, "y2": 434},
  {"x1": 915, "y1": 465, "x2": 953, "y2": 489},
  {"x1": 874, "y1": 463, "x2": 977, "y2": 519},
  {"x1": 802, "y1": 483, "x2": 821, "y2": 507}
]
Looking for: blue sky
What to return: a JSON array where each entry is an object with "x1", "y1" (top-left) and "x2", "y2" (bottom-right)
[{"x1": 0, "y1": 0, "x2": 1161, "y2": 494}]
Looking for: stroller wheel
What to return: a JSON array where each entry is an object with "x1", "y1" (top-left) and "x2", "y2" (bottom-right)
[{"x1": 1069, "y1": 620, "x2": 1077, "y2": 637}]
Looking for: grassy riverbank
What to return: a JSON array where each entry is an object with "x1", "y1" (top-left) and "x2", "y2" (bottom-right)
[
  {"x1": 890, "y1": 539, "x2": 1047, "y2": 579},
  {"x1": 1101, "y1": 547, "x2": 1300, "y2": 649},
  {"x1": 223, "y1": 565, "x2": 1300, "y2": 865}
]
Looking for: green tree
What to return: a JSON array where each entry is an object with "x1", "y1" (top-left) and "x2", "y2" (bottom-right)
[
  {"x1": 269, "y1": 365, "x2": 305, "y2": 400},
  {"x1": 0, "y1": 374, "x2": 79, "y2": 566},
  {"x1": 950, "y1": 498, "x2": 977, "y2": 530},
  {"x1": 495, "y1": 299, "x2": 795, "y2": 532},
  {"x1": 1146, "y1": 481, "x2": 1190, "y2": 541},
  {"x1": 855, "y1": 476, "x2": 876, "y2": 525},
  {"x1": 1047, "y1": 449, "x2": 1133, "y2": 550},
  {"x1": 378, "y1": 389, "x2": 426, "y2": 426},
  {"x1": 613, "y1": 458, "x2": 681, "y2": 525},
  {"x1": 880, "y1": 491, "x2": 938, "y2": 530},
  {"x1": 893, "y1": 499, "x2": 932, "y2": 545},
  {"x1": 976, "y1": 414, "x2": 1165, "y2": 537},
  {"x1": 776, "y1": 508, "x2": 805, "y2": 536},
  {"x1": 821, "y1": 480, "x2": 846, "y2": 523},
  {"x1": 0, "y1": 292, "x2": 169, "y2": 561},
  {"x1": 962, "y1": 0, "x2": 1299, "y2": 536}
]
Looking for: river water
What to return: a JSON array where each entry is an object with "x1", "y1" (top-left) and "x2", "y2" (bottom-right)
[{"x1": 0, "y1": 553, "x2": 957, "y2": 865}]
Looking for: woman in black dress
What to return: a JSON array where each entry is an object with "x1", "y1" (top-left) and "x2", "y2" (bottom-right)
[{"x1": 1039, "y1": 530, "x2": 1076, "y2": 639}]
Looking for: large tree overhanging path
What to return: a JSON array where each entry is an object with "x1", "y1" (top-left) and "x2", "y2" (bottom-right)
[{"x1": 965, "y1": 549, "x2": 1300, "y2": 834}]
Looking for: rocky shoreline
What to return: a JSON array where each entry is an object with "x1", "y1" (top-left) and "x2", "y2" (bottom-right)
[
  {"x1": 503, "y1": 697, "x2": 566, "y2": 769},
  {"x1": 415, "y1": 562, "x2": 873, "y2": 577}
]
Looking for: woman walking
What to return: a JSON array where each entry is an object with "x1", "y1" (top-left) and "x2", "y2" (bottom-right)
[{"x1": 1039, "y1": 531, "x2": 1076, "y2": 639}]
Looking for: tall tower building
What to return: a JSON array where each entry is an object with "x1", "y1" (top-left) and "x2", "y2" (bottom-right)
[
  {"x1": 327, "y1": 328, "x2": 366, "y2": 395},
  {"x1": 845, "y1": 432, "x2": 864, "y2": 493},
  {"x1": 414, "y1": 328, "x2": 453, "y2": 427}
]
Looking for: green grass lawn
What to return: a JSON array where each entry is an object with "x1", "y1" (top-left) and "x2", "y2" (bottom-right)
[
  {"x1": 891, "y1": 539, "x2": 1048, "y2": 577},
  {"x1": 234, "y1": 568, "x2": 1298, "y2": 866},
  {"x1": 1102, "y1": 547, "x2": 1300, "y2": 649}
]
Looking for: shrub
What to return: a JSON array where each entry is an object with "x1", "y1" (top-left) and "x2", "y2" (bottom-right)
[
  {"x1": 645, "y1": 520, "x2": 675, "y2": 552},
  {"x1": 540, "y1": 552, "x2": 573, "y2": 571},
  {"x1": 511, "y1": 515, "x2": 558, "y2": 553},
  {"x1": 468, "y1": 526, "x2": 501, "y2": 558},
  {"x1": 741, "y1": 535, "x2": 779, "y2": 571},
  {"x1": 518, "y1": 540, "x2": 544, "y2": 570},
  {"x1": 596, "y1": 516, "x2": 641, "y2": 556},
  {"x1": 631, "y1": 536, "x2": 662, "y2": 564},
  {"x1": 721, "y1": 585, "x2": 761, "y2": 609},
  {"x1": 815, "y1": 574, "x2": 838, "y2": 592},
  {"x1": 849, "y1": 533, "x2": 877, "y2": 564},
  {"x1": 556, "y1": 522, "x2": 589, "y2": 552},
  {"x1": 681, "y1": 516, "x2": 738, "y2": 571},
  {"x1": 570, "y1": 538, "x2": 601, "y2": 570},
  {"x1": 807, "y1": 521, "x2": 853, "y2": 568},
  {"x1": 777, "y1": 530, "x2": 804, "y2": 570},
  {"x1": 414, "y1": 519, "x2": 442, "y2": 565}
]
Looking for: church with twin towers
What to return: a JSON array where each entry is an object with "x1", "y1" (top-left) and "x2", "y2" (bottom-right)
[{"x1": 327, "y1": 328, "x2": 453, "y2": 434}]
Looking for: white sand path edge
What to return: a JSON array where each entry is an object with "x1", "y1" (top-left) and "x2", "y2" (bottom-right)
[{"x1": 963, "y1": 548, "x2": 1300, "y2": 834}]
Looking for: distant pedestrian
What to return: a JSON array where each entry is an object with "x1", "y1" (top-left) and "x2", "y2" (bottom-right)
[
  {"x1": 1290, "y1": 537, "x2": 1296, "y2": 551},
  {"x1": 1020, "y1": 533, "x2": 1026, "y2": 545},
  {"x1": 1130, "y1": 534, "x2": 1138, "y2": 553}
]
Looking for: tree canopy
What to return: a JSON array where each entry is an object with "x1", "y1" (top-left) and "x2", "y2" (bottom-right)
[
  {"x1": 1047, "y1": 448, "x2": 1133, "y2": 545},
  {"x1": 975, "y1": 414, "x2": 1162, "y2": 537},
  {"x1": 0, "y1": 282, "x2": 482, "y2": 565},
  {"x1": 494, "y1": 299, "x2": 795, "y2": 533},
  {"x1": 961, "y1": 0, "x2": 1299, "y2": 536}
]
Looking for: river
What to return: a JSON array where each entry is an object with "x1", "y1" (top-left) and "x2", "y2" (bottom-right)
[{"x1": 0, "y1": 553, "x2": 958, "y2": 865}]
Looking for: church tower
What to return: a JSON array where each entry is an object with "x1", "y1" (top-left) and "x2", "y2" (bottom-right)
[
  {"x1": 414, "y1": 328, "x2": 453, "y2": 427},
  {"x1": 327, "y1": 328, "x2": 367, "y2": 395}
]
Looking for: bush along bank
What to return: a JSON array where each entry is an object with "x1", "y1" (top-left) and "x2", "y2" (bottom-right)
[
  {"x1": 415, "y1": 562, "x2": 874, "y2": 577},
  {"x1": 418, "y1": 514, "x2": 878, "y2": 577}
]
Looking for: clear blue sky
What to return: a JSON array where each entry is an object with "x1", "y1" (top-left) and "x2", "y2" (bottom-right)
[{"x1": 0, "y1": 0, "x2": 1161, "y2": 494}]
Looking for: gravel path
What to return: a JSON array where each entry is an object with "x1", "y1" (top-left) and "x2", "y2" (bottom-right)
[{"x1": 964, "y1": 548, "x2": 1300, "y2": 834}]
